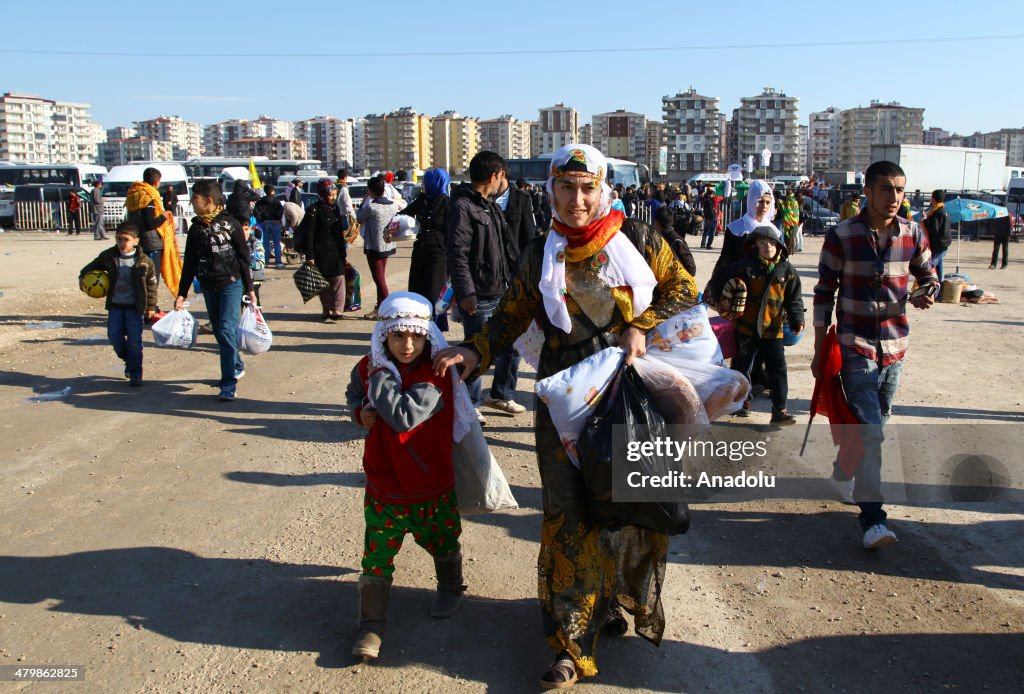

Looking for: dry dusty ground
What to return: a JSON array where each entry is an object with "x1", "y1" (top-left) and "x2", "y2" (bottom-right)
[{"x1": 0, "y1": 229, "x2": 1022, "y2": 693}]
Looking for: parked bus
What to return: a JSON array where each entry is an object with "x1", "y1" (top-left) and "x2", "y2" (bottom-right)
[
  {"x1": 506, "y1": 154, "x2": 649, "y2": 189},
  {"x1": 0, "y1": 163, "x2": 106, "y2": 188},
  {"x1": 184, "y1": 157, "x2": 322, "y2": 185}
]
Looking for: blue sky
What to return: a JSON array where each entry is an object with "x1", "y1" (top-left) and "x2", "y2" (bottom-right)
[{"x1": 4, "y1": 1, "x2": 1023, "y2": 136}]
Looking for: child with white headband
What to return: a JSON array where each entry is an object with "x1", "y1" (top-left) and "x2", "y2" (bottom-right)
[{"x1": 344, "y1": 291, "x2": 469, "y2": 660}]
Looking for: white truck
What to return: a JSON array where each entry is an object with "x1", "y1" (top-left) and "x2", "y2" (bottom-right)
[{"x1": 870, "y1": 144, "x2": 1005, "y2": 194}]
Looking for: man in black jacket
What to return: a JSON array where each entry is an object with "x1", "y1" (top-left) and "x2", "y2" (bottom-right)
[
  {"x1": 446, "y1": 151, "x2": 520, "y2": 420},
  {"x1": 922, "y1": 189, "x2": 951, "y2": 287},
  {"x1": 254, "y1": 184, "x2": 286, "y2": 268}
]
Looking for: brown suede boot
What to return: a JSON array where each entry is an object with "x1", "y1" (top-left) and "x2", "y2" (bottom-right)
[
  {"x1": 430, "y1": 550, "x2": 467, "y2": 618},
  {"x1": 352, "y1": 575, "x2": 391, "y2": 659}
]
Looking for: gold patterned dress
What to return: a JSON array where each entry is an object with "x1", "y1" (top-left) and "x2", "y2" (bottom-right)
[{"x1": 470, "y1": 220, "x2": 697, "y2": 676}]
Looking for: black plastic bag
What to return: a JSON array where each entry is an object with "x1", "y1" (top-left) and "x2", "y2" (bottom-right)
[{"x1": 577, "y1": 363, "x2": 690, "y2": 535}]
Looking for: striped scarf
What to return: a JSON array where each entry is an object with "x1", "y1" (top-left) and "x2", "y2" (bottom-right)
[{"x1": 198, "y1": 206, "x2": 223, "y2": 224}]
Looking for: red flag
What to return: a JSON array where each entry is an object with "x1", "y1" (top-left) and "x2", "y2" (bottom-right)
[{"x1": 807, "y1": 326, "x2": 863, "y2": 478}]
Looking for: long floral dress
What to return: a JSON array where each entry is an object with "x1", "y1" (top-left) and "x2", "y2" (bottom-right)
[{"x1": 469, "y1": 219, "x2": 698, "y2": 676}]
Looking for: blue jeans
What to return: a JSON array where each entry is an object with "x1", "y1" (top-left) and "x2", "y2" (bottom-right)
[
  {"x1": 838, "y1": 346, "x2": 903, "y2": 530},
  {"x1": 204, "y1": 279, "x2": 244, "y2": 388},
  {"x1": 462, "y1": 297, "x2": 520, "y2": 405},
  {"x1": 262, "y1": 221, "x2": 283, "y2": 265},
  {"x1": 701, "y1": 217, "x2": 717, "y2": 248},
  {"x1": 107, "y1": 307, "x2": 144, "y2": 379},
  {"x1": 932, "y1": 249, "x2": 947, "y2": 283}
]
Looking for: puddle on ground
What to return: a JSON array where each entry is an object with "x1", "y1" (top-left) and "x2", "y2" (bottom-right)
[{"x1": 24, "y1": 322, "x2": 64, "y2": 330}]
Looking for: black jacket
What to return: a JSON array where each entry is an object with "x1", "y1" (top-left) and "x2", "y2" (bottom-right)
[
  {"x1": 923, "y1": 206, "x2": 952, "y2": 255},
  {"x1": 179, "y1": 212, "x2": 254, "y2": 295},
  {"x1": 253, "y1": 195, "x2": 284, "y2": 223},
  {"x1": 227, "y1": 181, "x2": 259, "y2": 227},
  {"x1": 656, "y1": 226, "x2": 697, "y2": 277},
  {"x1": 298, "y1": 201, "x2": 347, "y2": 278},
  {"x1": 446, "y1": 183, "x2": 512, "y2": 301},
  {"x1": 127, "y1": 202, "x2": 166, "y2": 253},
  {"x1": 502, "y1": 186, "x2": 538, "y2": 262},
  {"x1": 80, "y1": 246, "x2": 158, "y2": 315}
]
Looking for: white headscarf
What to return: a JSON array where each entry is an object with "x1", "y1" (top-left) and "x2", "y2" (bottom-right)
[
  {"x1": 726, "y1": 179, "x2": 779, "y2": 237},
  {"x1": 368, "y1": 291, "x2": 475, "y2": 443},
  {"x1": 539, "y1": 144, "x2": 657, "y2": 334}
]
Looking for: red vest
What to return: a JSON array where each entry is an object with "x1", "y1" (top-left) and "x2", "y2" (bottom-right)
[{"x1": 355, "y1": 354, "x2": 455, "y2": 505}]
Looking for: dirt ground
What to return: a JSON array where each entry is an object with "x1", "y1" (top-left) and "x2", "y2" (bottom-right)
[{"x1": 0, "y1": 228, "x2": 1022, "y2": 693}]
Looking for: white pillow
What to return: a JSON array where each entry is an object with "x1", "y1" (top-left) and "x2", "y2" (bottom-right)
[
  {"x1": 646, "y1": 303, "x2": 724, "y2": 366},
  {"x1": 534, "y1": 347, "x2": 624, "y2": 467}
]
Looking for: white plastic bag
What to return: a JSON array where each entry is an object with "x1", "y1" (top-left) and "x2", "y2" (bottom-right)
[
  {"x1": 534, "y1": 347, "x2": 625, "y2": 467},
  {"x1": 452, "y1": 381, "x2": 518, "y2": 514},
  {"x1": 152, "y1": 309, "x2": 197, "y2": 348},
  {"x1": 643, "y1": 350, "x2": 750, "y2": 420},
  {"x1": 238, "y1": 303, "x2": 273, "y2": 355}
]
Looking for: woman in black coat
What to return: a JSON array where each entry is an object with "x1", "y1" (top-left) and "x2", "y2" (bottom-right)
[
  {"x1": 298, "y1": 178, "x2": 348, "y2": 320},
  {"x1": 403, "y1": 168, "x2": 451, "y2": 323}
]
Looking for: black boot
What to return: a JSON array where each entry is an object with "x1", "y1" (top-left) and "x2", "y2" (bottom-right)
[
  {"x1": 352, "y1": 575, "x2": 391, "y2": 660},
  {"x1": 430, "y1": 550, "x2": 466, "y2": 618}
]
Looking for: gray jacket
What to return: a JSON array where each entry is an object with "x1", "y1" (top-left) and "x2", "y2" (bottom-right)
[{"x1": 356, "y1": 197, "x2": 399, "y2": 254}]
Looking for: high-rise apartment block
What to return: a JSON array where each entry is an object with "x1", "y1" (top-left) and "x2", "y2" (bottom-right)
[
  {"x1": 204, "y1": 116, "x2": 294, "y2": 156},
  {"x1": 479, "y1": 116, "x2": 532, "y2": 160},
  {"x1": 534, "y1": 103, "x2": 579, "y2": 157},
  {"x1": 662, "y1": 88, "x2": 721, "y2": 181},
  {"x1": 591, "y1": 109, "x2": 646, "y2": 162},
  {"x1": 134, "y1": 115, "x2": 202, "y2": 159},
  {"x1": 645, "y1": 121, "x2": 664, "y2": 177},
  {"x1": 478, "y1": 116, "x2": 532, "y2": 160},
  {"x1": 98, "y1": 138, "x2": 174, "y2": 168},
  {"x1": 970, "y1": 128, "x2": 1024, "y2": 166},
  {"x1": 363, "y1": 107, "x2": 432, "y2": 173},
  {"x1": 578, "y1": 124, "x2": 592, "y2": 147},
  {"x1": 735, "y1": 87, "x2": 800, "y2": 175},
  {"x1": 431, "y1": 111, "x2": 480, "y2": 176},
  {"x1": 294, "y1": 116, "x2": 355, "y2": 172},
  {"x1": 838, "y1": 101, "x2": 924, "y2": 172},
  {"x1": 0, "y1": 92, "x2": 104, "y2": 163},
  {"x1": 807, "y1": 107, "x2": 840, "y2": 176},
  {"x1": 223, "y1": 138, "x2": 307, "y2": 160}
]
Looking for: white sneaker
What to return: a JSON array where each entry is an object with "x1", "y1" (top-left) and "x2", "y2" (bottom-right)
[
  {"x1": 474, "y1": 408, "x2": 487, "y2": 425},
  {"x1": 828, "y1": 475, "x2": 855, "y2": 505},
  {"x1": 862, "y1": 524, "x2": 898, "y2": 549},
  {"x1": 484, "y1": 397, "x2": 527, "y2": 414}
]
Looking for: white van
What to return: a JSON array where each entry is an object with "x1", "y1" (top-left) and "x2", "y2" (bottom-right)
[
  {"x1": 276, "y1": 170, "x2": 330, "y2": 195},
  {"x1": 220, "y1": 166, "x2": 252, "y2": 197},
  {"x1": 102, "y1": 162, "x2": 192, "y2": 231}
]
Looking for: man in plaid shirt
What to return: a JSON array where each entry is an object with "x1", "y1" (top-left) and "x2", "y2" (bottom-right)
[{"x1": 812, "y1": 160, "x2": 939, "y2": 550}]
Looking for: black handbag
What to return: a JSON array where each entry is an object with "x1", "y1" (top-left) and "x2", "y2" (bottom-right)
[
  {"x1": 576, "y1": 363, "x2": 690, "y2": 535},
  {"x1": 293, "y1": 263, "x2": 330, "y2": 303}
]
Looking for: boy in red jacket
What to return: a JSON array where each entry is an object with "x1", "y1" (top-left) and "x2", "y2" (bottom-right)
[{"x1": 344, "y1": 291, "x2": 465, "y2": 661}]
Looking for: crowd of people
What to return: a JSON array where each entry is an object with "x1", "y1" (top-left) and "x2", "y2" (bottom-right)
[{"x1": 77, "y1": 150, "x2": 951, "y2": 689}]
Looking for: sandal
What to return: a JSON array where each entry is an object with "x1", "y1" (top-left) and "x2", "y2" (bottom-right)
[
  {"x1": 540, "y1": 652, "x2": 578, "y2": 690},
  {"x1": 603, "y1": 602, "x2": 628, "y2": 637}
]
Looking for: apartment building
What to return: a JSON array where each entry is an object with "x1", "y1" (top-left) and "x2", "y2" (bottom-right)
[
  {"x1": 431, "y1": 111, "x2": 480, "y2": 176},
  {"x1": 204, "y1": 115, "x2": 294, "y2": 156},
  {"x1": 972, "y1": 128, "x2": 1024, "y2": 166},
  {"x1": 645, "y1": 121, "x2": 664, "y2": 178},
  {"x1": 591, "y1": 109, "x2": 645, "y2": 162},
  {"x1": 294, "y1": 116, "x2": 354, "y2": 172},
  {"x1": 478, "y1": 115, "x2": 532, "y2": 160},
  {"x1": 735, "y1": 87, "x2": 800, "y2": 176},
  {"x1": 363, "y1": 107, "x2": 432, "y2": 173},
  {"x1": 98, "y1": 138, "x2": 174, "y2": 168},
  {"x1": 807, "y1": 107, "x2": 840, "y2": 176},
  {"x1": 0, "y1": 92, "x2": 104, "y2": 163},
  {"x1": 838, "y1": 101, "x2": 924, "y2": 172},
  {"x1": 223, "y1": 138, "x2": 308, "y2": 160},
  {"x1": 578, "y1": 124, "x2": 592, "y2": 147},
  {"x1": 662, "y1": 88, "x2": 721, "y2": 181},
  {"x1": 352, "y1": 118, "x2": 367, "y2": 172},
  {"x1": 134, "y1": 115, "x2": 202, "y2": 159},
  {"x1": 534, "y1": 103, "x2": 579, "y2": 157}
]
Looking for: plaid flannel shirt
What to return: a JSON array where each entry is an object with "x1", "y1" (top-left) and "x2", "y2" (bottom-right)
[{"x1": 813, "y1": 211, "x2": 938, "y2": 365}]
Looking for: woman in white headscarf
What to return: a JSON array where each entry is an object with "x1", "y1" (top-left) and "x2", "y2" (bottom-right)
[
  {"x1": 706, "y1": 180, "x2": 779, "y2": 303},
  {"x1": 434, "y1": 145, "x2": 697, "y2": 688}
]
